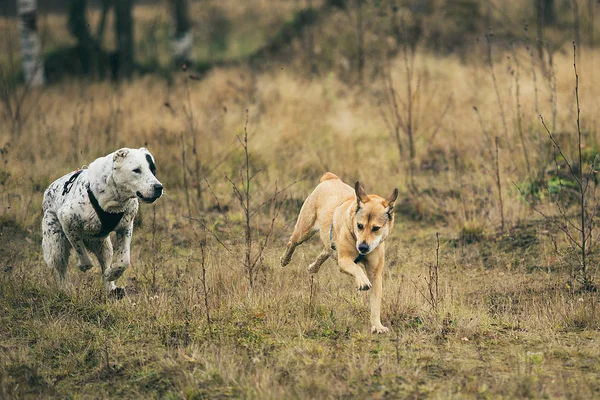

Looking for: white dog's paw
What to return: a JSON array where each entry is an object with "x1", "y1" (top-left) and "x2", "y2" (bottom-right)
[
  {"x1": 109, "y1": 287, "x2": 126, "y2": 300},
  {"x1": 371, "y1": 324, "x2": 389, "y2": 334},
  {"x1": 103, "y1": 265, "x2": 128, "y2": 281},
  {"x1": 78, "y1": 263, "x2": 93, "y2": 272},
  {"x1": 356, "y1": 275, "x2": 372, "y2": 291}
]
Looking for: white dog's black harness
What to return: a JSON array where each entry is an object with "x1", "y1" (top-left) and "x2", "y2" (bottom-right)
[
  {"x1": 62, "y1": 169, "x2": 84, "y2": 195},
  {"x1": 62, "y1": 169, "x2": 124, "y2": 238},
  {"x1": 87, "y1": 187, "x2": 125, "y2": 238}
]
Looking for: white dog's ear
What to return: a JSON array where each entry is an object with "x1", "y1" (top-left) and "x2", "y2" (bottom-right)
[
  {"x1": 355, "y1": 181, "x2": 369, "y2": 209},
  {"x1": 139, "y1": 147, "x2": 149, "y2": 153},
  {"x1": 114, "y1": 149, "x2": 129, "y2": 162}
]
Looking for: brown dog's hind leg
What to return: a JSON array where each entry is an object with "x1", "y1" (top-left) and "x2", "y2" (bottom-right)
[
  {"x1": 281, "y1": 195, "x2": 318, "y2": 267},
  {"x1": 308, "y1": 248, "x2": 332, "y2": 273},
  {"x1": 280, "y1": 227, "x2": 316, "y2": 267}
]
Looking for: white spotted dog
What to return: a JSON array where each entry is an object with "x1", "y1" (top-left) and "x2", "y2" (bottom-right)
[{"x1": 42, "y1": 148, "x2": 163, "y2": 297}]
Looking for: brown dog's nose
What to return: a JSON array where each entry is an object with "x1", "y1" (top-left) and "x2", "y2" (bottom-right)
[{"x1": 358, "y1": 242, "x2": 369, "y2": 254}]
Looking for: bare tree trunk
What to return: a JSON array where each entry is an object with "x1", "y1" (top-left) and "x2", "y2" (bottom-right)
[
  {"x1": 535, "y1": 0, "x2": 555, "y2": 64},
  {"x1": 355, "y1": 0, "x2": 364, "y2": 85},
  {"x1": 170, "y1": 0, "x2": 193, "y2": 66},
  {"x1": 18, "y1": 0, "x2": 44, "y2": 86},
  {"x1": 537, "y1": 0, "x2": 556, "y2": 25},
  {"x1": 114, "y1": 0, "x2": 134, "y2": 79},
  {"x1": 68, "y1": 0, "x2": 98, "y2": 76},
  {"x1": 96, "y1": 0, "x2": 112, "y2": 46},
  {"x1": 588, "y1": 0, "x2": 595, "y2": 47}
]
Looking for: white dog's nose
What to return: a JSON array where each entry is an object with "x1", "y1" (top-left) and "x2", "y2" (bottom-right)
[{"x1": 153, "y1": 183, "x2": 163, "y2": 196}]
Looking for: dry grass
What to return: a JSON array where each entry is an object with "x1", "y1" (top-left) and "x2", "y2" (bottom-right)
[{"x1": 2, "y1": 3, "x2": 600, "y2": 398}]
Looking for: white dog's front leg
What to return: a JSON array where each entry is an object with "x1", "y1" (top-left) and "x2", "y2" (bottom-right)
[
  {"x1": 63, "y1": 228, "x2": 94, "y2": 272},
  {"x1": 103, "y1": 224, "x2": 132, "y2": 282}
]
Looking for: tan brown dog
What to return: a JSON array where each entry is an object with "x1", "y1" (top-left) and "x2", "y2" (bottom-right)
[{"x1": 281, "y1": 172, "x2": 398, "y2": 333}]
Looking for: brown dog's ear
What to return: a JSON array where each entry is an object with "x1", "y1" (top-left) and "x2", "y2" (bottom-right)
[
  {"x1": 384, "y1": 188, "x2": 398, "y2": 220},
  {"x1": 355, "y1": 181, "x2": 369, "y2": 207},
  {"x1": 113, "y1": 148, "x2": 129, "y2": 162},
  {"x1": 383, "y1": 188, "x2": 399, "y2": 209}
]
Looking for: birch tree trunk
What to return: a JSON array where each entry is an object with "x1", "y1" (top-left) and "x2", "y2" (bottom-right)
[{"x1": 18, "y1": 0, "x2": 44, "y2": 86}]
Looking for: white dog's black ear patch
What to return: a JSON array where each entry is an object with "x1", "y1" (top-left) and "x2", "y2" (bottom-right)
[
  {"x1": 145, "y1": 154, "x2": 156, "y2": 176},
  {"x1": 139, "y1": 148, "x2": 156, "y2": 176}
]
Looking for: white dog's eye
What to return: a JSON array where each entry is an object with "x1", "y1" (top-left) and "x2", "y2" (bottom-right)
[{"x1": 133, "y1": 168, "x2": 142, "y2": 174}]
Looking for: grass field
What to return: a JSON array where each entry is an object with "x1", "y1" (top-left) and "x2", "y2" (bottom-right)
[{"x1": 2, "y1": 1, "x2": 600, "y2": 399}]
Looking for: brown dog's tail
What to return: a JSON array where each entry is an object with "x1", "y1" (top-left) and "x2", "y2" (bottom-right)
[{"x1": 319, "y1": 172, "x2": 340, "y2": 183}]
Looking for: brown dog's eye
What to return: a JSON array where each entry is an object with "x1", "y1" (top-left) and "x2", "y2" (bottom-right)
[
  {"x1": 372, "y1": 226, "x2": 380, "y2": 232},
  {"x1": 357, "y1": 223, "x2": 364, "y2": 230}
]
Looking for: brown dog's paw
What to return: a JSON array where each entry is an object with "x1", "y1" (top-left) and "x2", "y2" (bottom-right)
[
  {"x1": 281, "y1": 251, "x2": 294, "y2": 268},
  {"x1": 371, "y1": 324, "x2": 389, "y2": 334},
  {"x1": 109, "y1": 287, "x2": 126, "y2": 300},
  {"x1": 307, "y1": 262, "x2": 321, "y2": 274},
  {"x1": 356, "y1": 275, "x2": 372, "y2": 291}
]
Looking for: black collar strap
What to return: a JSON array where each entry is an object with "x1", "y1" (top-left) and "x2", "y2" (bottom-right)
[
  {"x1": 330, "y1": 224, "x2": 366, "y2": 264},
  {"x1": 87, "y1": 187, "x2": 125, "y2": 238}
]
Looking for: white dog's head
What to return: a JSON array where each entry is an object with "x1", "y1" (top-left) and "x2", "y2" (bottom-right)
[{"x1": 112, "y1": 148, "x2": 163, "y2": 203}]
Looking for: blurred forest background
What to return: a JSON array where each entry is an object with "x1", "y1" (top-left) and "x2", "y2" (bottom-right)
[{"x1": 2, "y1": 0, "x2": 600, "y2": 399}]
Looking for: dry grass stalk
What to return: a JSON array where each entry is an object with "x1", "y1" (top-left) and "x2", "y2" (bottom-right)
[
  {"x1": 518, "y1": 43, "x2": 597, "y2": 290},
  {"x1": 485, "y1": 30, "x2": 511, "y2": 151},
  {"x1": 199, "y1": 228, "x2": 212, "y2": 333},
  {"x1": 415, "y1": 232, "x2": 441, "y2": 312},
  {"x1": 511, "y1": 43, "x2": 531, "y2": 176},
  {"x1": 379, "y1": 35, "x2": 451, "y2": 187},
  {"x1": 182, "y1": 69, "x2": 204, "y2": 211},
  {"x1": 495, "y1": 137, "x2": 505, "y2": 231}
]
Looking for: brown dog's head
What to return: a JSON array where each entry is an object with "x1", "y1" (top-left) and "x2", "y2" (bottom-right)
[{"x1": 353, "y1": 181, "x2": 398, "y2": 255}]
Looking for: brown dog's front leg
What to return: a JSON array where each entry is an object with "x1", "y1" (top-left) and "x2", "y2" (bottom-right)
[
  {"x1": 366, "y1": 257, "x2": 388, "y2": 333},
  {"x1": 338, "y1": 256, "x2": 372, "y2": 291}
]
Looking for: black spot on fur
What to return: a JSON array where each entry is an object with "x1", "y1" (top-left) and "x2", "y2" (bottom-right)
[{"x1": 146, "y1": 154, "x2": 156, "y2": 176}]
